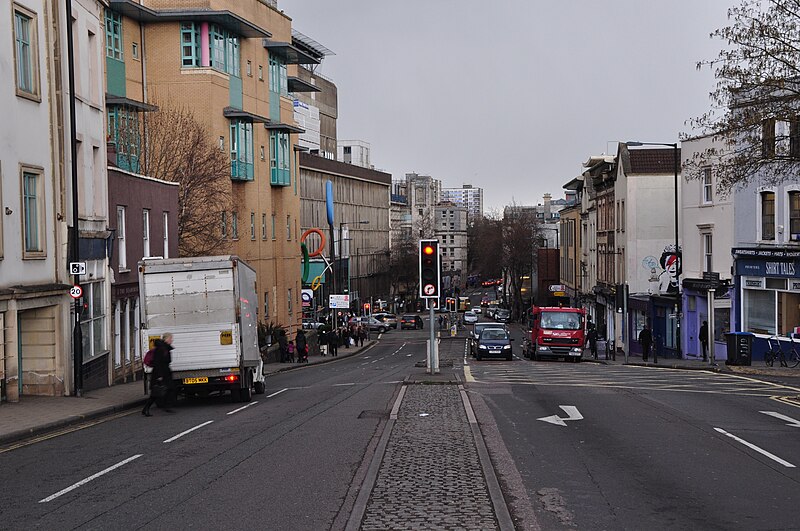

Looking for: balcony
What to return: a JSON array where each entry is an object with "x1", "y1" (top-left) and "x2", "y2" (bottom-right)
[{"x1": 231, "y1": 160, "x2": 253, "y2": 181}]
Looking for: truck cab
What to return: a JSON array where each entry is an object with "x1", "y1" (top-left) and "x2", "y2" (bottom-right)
[{"x1": 525, "y1": 306, "x2": 586, "y2": 362}]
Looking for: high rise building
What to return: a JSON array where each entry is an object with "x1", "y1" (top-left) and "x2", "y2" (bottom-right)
[{"x1": 441, "y1": 184, "x2": 483, "y2": 220}]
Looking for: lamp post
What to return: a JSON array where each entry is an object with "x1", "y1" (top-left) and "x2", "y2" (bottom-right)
[
  {"x1": 625, "y1": 140, "x2": 681, "y2": 358},
  {"x1": 340, "y1": 220, "x2": 370, "y2": 307}
]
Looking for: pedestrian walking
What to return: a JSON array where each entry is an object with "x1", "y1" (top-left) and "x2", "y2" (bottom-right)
[
  {"x1": 296, "y1": 330, "x2": 308, "y2": 359},
  {"x1": 699, "y1": 320, "x2": 709, "y2": 362},
  {"x1": 358, "y1": 326, "x2": 366, "y2": 347},
  {"x1": 329, "y1": 329, "x2": 339, "y2": 357},
  {"x1": 318, "y1": 328, "x2": 328, "y2": 356},
  {"x1": 278, "y1": 330, "x2": 289, "y2": 363},
  {"x1": 342, "y1": 327, "x2": 351, "y2": 349},
  {"x1": 587, "y1": 324, "x2": 598, "y2": 360},
  {"x1": 639, "y1": 324, "x2": 653, "y2": 363},
  {"x1": 142, "y1": 333, "x2": 175, "y2": 417},
  {"x1": 438, "y1": 315, "x2": 444, "y2": 330},
  {"x1": 287, "y1": 340, "x2": 296, "y2": 363}
]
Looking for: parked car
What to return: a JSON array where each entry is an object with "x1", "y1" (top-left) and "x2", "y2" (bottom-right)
[
  {"x1": 348, "y1": 316, "x2": 390, "y2": 333},
  {"x1": 373, "y1": 313, "x2": 398, "y2": 329},
  {"x1": 463, "y1": 311, "x2": 479, "y2": 324},
  {"x1": 494, "y1": 308, "x2": 511, "y2": 323},
  {"x1": 475, "y1": 328, "x2": 514, "y2": 361},
  {"x1": 470, "y1": 323, "x2": 507, "y2": 357},
  {"x1": 400, "y1": 314, "x2": 424, "y2": 330},
  {"x1": 302, "y1": 318, "x2": 325, "y2": 329}
]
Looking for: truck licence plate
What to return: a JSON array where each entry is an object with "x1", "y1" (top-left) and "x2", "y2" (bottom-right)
[{"x1": 183, "y1": 377, "x2": 209, "y2": 384}]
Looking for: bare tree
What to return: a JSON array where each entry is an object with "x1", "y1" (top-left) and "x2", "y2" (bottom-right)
[
  {"x1": 389, "y1": 234, "x2": 419, "y2": 309},
  {"x1": 501, "y1": 207, "x2": 538, "y2": 320},
  {"x1": 467, "y1": 213, "x2": 504, "y2": 281},
  {"x1": 688, "y1": 0, "x2": 800, "y2": 192},
  {"x1": 139, "y1": 102, "x2": 232, "y2": 256}
]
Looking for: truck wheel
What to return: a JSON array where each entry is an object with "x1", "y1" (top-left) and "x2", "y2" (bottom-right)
[
  {"x1": 240, "y1": 383, "x2": 252, "y2": 402},
  {"x1": 230, "y1": 386, "x2": 241, "y2": 402},
  {"x1": 254, "y1": 380, "x2": 266, "y2": 394}
]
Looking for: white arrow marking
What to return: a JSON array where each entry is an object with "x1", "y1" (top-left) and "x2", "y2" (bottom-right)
[
  {"x1": 537, "y1": 405, "x2": 584, "y2": 426},
  {"x1": 760, "y1": 411, "x2": 800, "y2": 427}
]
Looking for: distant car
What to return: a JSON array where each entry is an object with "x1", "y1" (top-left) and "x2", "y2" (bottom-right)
[
  {"x1": 470, "y1": 323, "x2": 507, "y2": 357},
  {"x1": 400, "y1": 314, "x2": 424, "y2": 330},
  {"x1": 348, "y1": 316, "x2": 390, "y2": 333},
  {"x1": 463, "y1": 311, "x2": 478, "y2": 324},
  {"x1": 373, "y1": 313, "x2": 398, "y2": 329},
  {"x1": 494, "y1": 309, "x2": 511, "y2": 323},
  {"x1": 475, "y1": 328, "x2": 514, "y2": 361},
  {"x1": 302, "y1": 318, "x2": 325, "y2": 329},
  {"x1": 485, "y1": 306, "x2": 497, "y2": 319},
  {"x1": 472, "y1": 307, "x2": 481, "y2": 314}
]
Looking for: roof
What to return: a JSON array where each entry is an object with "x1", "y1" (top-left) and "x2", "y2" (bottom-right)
[
  {"x1": 299, "y1": 152, "x2": 392, "y2": 185},
  {"x1": 627, "y1": 148, "x2": 681, "y2": 174}
]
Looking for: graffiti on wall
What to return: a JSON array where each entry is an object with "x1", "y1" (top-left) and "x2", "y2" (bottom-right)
[{"x1": 643, "y1": 244, "x2": 682, "y2": 295}]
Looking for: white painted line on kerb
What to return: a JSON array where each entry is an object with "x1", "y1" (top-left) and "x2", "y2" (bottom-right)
[
  {"x1": 714, "y1": 427, "x2": 796, "y2": 468},
  {"x1": 390, "y1": 386, "x2": 407, "y2": 420},
  {"x1": 267, "y1": 388, "x2": 288, "y2": 398},
  {"x1": 163, "y1": 421, "x2": 214, "y2": 443},
  {"x1": 227, "y1": 401, "x2": 259, "y2": 415},
  {"x1": 39, "y1": 454, "x2": 142, "y2": 503}
]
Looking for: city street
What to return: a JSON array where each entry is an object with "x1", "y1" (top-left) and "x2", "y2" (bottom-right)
[
  {"x1": 465, "y1": 323, "x2": 800, "y2": 530},
  {"x1": 0, "y1": 332, "x2": 424, "y2": 530}
]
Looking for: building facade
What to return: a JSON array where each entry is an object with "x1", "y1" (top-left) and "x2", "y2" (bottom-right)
[
  {"x1": 338, "y1": 139, "x2": 371, "y2": 169},
  {"x1": 440, "y1": 184, "x2": 483, "y2": 221},
  {"x1": 434, "y1": 204, "x2": 468, "y2": 289},
  {"x1": 405, "y1": 172, "x2": 441, "y2": 238}
]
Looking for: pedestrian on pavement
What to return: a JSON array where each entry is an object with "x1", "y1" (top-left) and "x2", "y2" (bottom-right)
[
  {"x1": 296, "y1": 330, "x2": 308, "y2": 359},
  {"x1": 287, "y1": 340, "x2": 296, "y2": 363},
  {"x1": 358, "y1": 325, "x2": 366, "y2": 347},
  {"x1": 587, "y1": 324, "x2": 598, "y2": 360},
  {"x1": 342, "y1": 327, "x2": 351, "y2": 349},
  {"x1": 142, "y1": 333, "x2": 175, "y2": 417},
  {"x1": 699, "y1": 320, "x2": 709, "y2": 361},
  {"x1": 278, "y1": 329, "x2": 289, "y2": 363},
  {"x1": 329, "y1": 329, "x2": 339, "y2": 357},
  {"x1": 639, "y1": 324, "x2": 653, "y2": 362},
  {"x1": 438, "y1": 315, "x2": 444, "y2": 329}
]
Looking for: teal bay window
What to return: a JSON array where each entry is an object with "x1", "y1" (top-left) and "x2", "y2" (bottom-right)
[
  {"x1": 105, "y1": 11, "x2": 123, "y2": 60},
  {"x1": 269, "y1": 131, "x2": 291, "y2": 186},
  {"x1": 181, "y1": 22, "x2": 240, "y2": 77},
  {"x1": 181, "y1": 23, "x2": 200, "y2": 67},
  {"x1": 107, "y1": 105, "x2": 141, "y2": 173},
  {"x1": 268, "y1": 57, "x2": 288, "y2": 96},
  {"x1": 230, "y1": 120, "x2": 254, "y2": 180}
]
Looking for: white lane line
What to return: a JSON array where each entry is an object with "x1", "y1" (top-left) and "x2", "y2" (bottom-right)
[
  {"x1": 39, "y1": 454, "x2": 142, "y2": 503},
  {"x1": 334, "y1": 383, "x2": 356, "y2": 386},
  {"x1": 371, "y1": 359, "x2": 379, "y2": 364},
  {"x1": 714, "y1": 427, "x2": 796, "y2": 468},
  {"x1": 267, "y1": 388, "x2": 288, "y2": 398},
  {"x1": 406, "y1": 354, "x2": 412, "y2": 357},
  {"x1": 163, "y1": 421, "x2": 214, "y2": 443},
  {"x1": 227, "y1": 401, "x2": 259, "y2": 415},
  {"x1": 760, "y1": 411, "x2": 800, "y2": 427}
]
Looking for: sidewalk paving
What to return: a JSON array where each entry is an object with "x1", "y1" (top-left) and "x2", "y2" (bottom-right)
[{"x1": 0, "y1": 340, "x2": 376, "y2": 447}]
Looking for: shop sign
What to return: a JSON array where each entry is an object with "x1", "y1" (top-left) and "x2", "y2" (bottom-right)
[{"x1": 736, "y1": 259, "x2": 800, "y2": 278}]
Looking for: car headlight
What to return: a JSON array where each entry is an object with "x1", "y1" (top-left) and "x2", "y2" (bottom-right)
[
  {"x1": 571, "y1": 347, "x2": 582, "y2": 352},
  {"x1": 479, "y1": 345, "x2": 488, "y2": 349},
  {"x1": 503, "y1": 345, "x2": 511, "y2": 349}
]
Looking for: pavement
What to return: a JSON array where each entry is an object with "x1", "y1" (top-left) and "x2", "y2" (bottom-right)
[{"x1": 0, "y1": 339, "x2": 377, "y2": 448}]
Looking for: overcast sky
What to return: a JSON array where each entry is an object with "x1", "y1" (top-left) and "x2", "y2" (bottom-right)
[{"x1": 280, "y1": 0, "x2": 732, "y2": 211}]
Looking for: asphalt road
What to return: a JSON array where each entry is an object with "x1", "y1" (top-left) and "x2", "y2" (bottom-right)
[
  {"x1": 465, "y1": 320, "x2": 800, "y2": 530},
  {"x1": 0, "y1": 328, "x2": 431, "y2": 530}
]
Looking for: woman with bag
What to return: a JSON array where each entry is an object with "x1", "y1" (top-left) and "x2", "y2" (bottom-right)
[{"x1": 142, "y1": 332, "x2": 175, "y2": 417}]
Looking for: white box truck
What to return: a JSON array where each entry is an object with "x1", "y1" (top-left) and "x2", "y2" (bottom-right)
[{"x1": 138, "y1": 256, "x2": 265, "y2": 402}]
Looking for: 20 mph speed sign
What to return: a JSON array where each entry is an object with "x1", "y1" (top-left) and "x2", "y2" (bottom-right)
[
  {"x1": 423, "y1": 283, "x2": 436, "y2": 296},
  {"x1": 69, "y1": 285, "x2": 83, "y2": 299}
]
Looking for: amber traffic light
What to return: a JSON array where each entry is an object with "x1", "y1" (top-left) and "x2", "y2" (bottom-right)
[{"x1": 419, "y1": 239, "x2": 440, "y2": 299}]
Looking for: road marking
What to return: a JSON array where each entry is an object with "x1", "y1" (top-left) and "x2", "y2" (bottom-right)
[
  {"x1": 537, "y1": 405, "x2": 584, "y2": 427},
  {"x1": 760, "y1": 411, "x2": 800, "y2": 427},
  {"x1": 714, "y1": 427, "x2": 795, "y2": 468},
  {"x1": 334, "y1": 383, "x2": 356, "y2": 386},
  {"x1": 371, "y1": 359, "x2": 379, "y2": 364},
  {"x1": 267, "y1": 388, "x2": 288, "y2": 398},
  {"x1": 227, "y1": 401, "x2": 259, "y2": 415},
  {"x1": 39, "y1": 454, "x2": 142, "y2": 503},
  {"x1": 772, "y1": 396, "x2": 800, "y2": 409},
  {"x1": 464, "y1": 364, "x2": 475, "y2": 383},
  {"x1": 406, "y1": 353, "x2": 412, "y2": 357},
  {"x1": 163, "y1": 420, "x2": 214, "y2": 443},
  {"x1": 378, "y1": 333, "x2": 382, "y2": 339},
  {"x1": 390, "y1": 385, "x2": 407, "y2": 420}
]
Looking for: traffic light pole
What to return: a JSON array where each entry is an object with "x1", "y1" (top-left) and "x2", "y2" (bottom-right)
[{"x1": 429, "y1": 303, "x2": 438, "y2": 374}]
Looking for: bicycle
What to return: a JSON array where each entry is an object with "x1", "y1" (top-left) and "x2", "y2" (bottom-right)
[
  {"x1": 765, "y1": 335, "x2": 789, "y2": 367},
  {"x1": 787, "y1": 333, "x2": 800, "y2": 368}
]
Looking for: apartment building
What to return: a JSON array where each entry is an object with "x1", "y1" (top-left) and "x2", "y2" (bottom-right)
[
  {"x1": 106, "y1": 0, "x2": 313, "y2": 336},
  {"x1": 338, "y1": 140, "x2": 371, "y2": 169},
  {"x1": 405, "y1": 172, "x2": 441, "y2": 238},
  {"x1": 434, "y1": 204, "x2": 468, "y2": 289},
  {"x1": 440, "y1": 184, "x2": 483, "y2": 221}
]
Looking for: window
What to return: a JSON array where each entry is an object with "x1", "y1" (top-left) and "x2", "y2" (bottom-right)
[
  {"x1": 181, "y1": 23, "x2": 200, "y2": 67},
  {"x1": 261, "y1": 214, "x2": 267, "y2": 240},
  {"x1": 258, "y1": 65, "x2": 263, "y2": 80},
  {"x1": 762, "y1": 118, "x2": 800, "y2": 159},
  {"x1": 21, "y1": 168, "x2": 45, "y2": 257},
  {"x1": 230, "y1": 120, "x2": 254, "y2": 180},
  {"x1": 703, "y1": 233, "x2": 712, "y2": 273},
  {"x1": 268, "y1": 56, "x2": 287, "y2": 96},
  {"x1": 744, "y1": 289, "x2": 775, "y2": 335},
  {"x1": 219, "y1": 136, "x2": 225, "y2": 151},
  {"x1": 209, "y1": 24, "x2": 239, "y2": 76},
  {"x1": 260, "y1": 145, "x2": 265, "y2": 161},
  {"x1": 13, "y1": 6, "x2": 39, "y2": 99},
  {"x1": 269, "y1": 132, "x2": 291, "y2": 186},
  {"x1": 107, "y1": 106, "x2": 141, "y2": 172},
  {"x1": 287, "y1": 288, "x2": 293, "y2": 314},
  {"x1": 761, "y1": 191, "x2": 776, "y2": 240},
  {"x1": 250, "y1": 212, "x2": 256, "y2": 240},
  {"x1": 163, "y1": 212, "x2": 169, "y2": 258},
  {"x1": 286, "y1": 215, "x2": 291, "y2": 240},
  {"x1": 221, "y1": 212, "x2": 227, "y2": 238},
  {"x1": 142, "y1": 209, "x2": 150, "y2": 257},
  {"x1": 232, "y1": 212, "x2": 238, "y2": 239},
  {"x1": 246, "y1": 60, "x2": 252, "y2": 76},
  {"x1": 702, "y1": 168, "x2": 713, "y2": 204},
  {"x1": 117, "y1": 206, "x2": 127, "y2": 270},
  {"x1": 132, "y1": 42, "x2": 139, "y2": 60},
  {"x1": 81, "y1": 281, "x2": 107, "y2": 361},
  {"x1": 104, "y1": 10, "x2": 123, "y2": 60},
  {"x1": 271, "y1": 214, "x2": 276, "y2": 240},
  {"x1": 264, "y1": 292, "x2": 269, "y2": 318},
  {"x1": 788, "y1": 190, "x2": 800, "y2": 242}
]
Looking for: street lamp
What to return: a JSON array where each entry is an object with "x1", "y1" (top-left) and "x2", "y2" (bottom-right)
[
  {"x1": 340, "y1": 220, "x2": 370, "y2": 304},
  {"x1": 625, "y1": 140, "x2": 681, "y2": 358}
]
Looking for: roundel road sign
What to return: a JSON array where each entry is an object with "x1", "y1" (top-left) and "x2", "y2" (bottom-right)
[
  {"x1": 69, "y1": 285, "x2": 83, "y2": 299},
  {"x1": 423, "y1": 283, "x2": 436, "y2": 296}
]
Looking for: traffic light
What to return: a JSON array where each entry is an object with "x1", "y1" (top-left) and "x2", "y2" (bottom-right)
[
  {"x1": 419, "y1": 239, "x2": 440, "y2": 299},
  {"x1": 364, "y1": 303, "x2": 370, "y2": 313}
]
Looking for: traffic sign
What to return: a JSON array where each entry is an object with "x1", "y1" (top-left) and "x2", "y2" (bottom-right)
[
  {"x1": 69, "y1": 285, "x2": 83, "y2": 299},
  {"x1": 549, "y1": 284, "x2": 566, "y2": 292},
  {"x1": 70, "y1": 262, "x2": 86, "y2": 276},
  {"x1": 329, "y1": 294, "x2": 350, "y2": 309},
  {"x1": 423, "y1": 283, "x2": 436, "y2": 296}
]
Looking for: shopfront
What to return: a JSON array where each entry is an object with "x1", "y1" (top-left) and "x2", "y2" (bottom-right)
[{"x1": 732, "y1": 248, "x2": 800, "y2": 360}]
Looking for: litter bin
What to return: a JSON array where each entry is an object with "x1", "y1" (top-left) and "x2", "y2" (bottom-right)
[{"x1": 725, "y1": 332, "x2": 754, "y2": 366}]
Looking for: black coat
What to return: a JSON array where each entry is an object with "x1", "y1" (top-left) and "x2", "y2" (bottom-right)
[
  {"x1": 699, "y1": 324, "x2": 709, "y2": 344},
  {"x1": 296, "y1": 331, "x2": 308, "y2": 352},
  {"x1": 638, "y1": 328, "x2": 653, "y2": 346},
  {"x1": 151, "y1": 339, "x2": 173, "y2": 381}
]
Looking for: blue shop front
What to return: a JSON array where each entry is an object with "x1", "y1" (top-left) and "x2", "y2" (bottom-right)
[{"x1": 732, "y1": 247, "x2": 800, "y2": 361}]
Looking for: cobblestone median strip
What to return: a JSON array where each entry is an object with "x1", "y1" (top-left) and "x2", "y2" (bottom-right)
[{"x1": 359, "y1": 384, "x2": 500, "y2": 531}]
